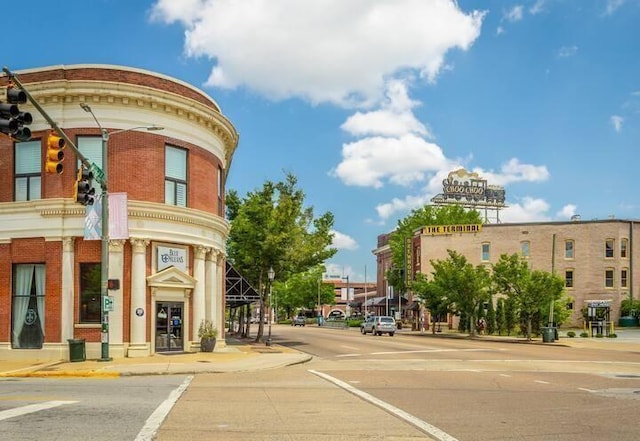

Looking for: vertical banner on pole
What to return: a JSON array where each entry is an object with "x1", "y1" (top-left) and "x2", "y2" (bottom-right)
[
  {"x1": 109, "y1": 192, "x2": 129, "y2": 239},
  {"x1": 84, "y1": 196, "x2": 102, "y2": 240}
]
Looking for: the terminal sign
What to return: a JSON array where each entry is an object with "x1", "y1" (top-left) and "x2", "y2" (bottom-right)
[{"x1": 422, "y1": 224, "x2": 482, "y2": 235}]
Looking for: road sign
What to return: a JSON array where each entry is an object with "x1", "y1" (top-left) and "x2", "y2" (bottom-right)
[
  {"x1": 103, "y1": 296, "x2": 114, "y2": 312},
  {"x1": 90, "y1": 162, "x2": 104, "y2": 183}
]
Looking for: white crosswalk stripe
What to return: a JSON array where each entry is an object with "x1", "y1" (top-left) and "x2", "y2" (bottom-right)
[{"x1": 0, "y1": 401, "x2": 78, "y2": 421}]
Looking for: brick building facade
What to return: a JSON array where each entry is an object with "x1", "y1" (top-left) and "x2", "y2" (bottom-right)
[
  {"x1": 374, "y1": 218, "x2": 639, "y2": 328},
  {"x1": 0, "y1": 65, "x2": 238, "y2": 361}
]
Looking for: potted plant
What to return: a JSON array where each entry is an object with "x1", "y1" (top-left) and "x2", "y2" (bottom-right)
[{"x1": 198, "y1": 319, "x2": 218, "y2": 352}]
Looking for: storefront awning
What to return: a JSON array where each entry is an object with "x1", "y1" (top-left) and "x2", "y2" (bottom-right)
[{"x1": 225, "y1": 262, "x2": 260, "y2": 308}]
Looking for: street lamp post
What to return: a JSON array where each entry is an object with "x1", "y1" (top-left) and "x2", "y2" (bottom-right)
[
  {"x1": 266, "y1": 266, "x2": 275, "y2": 346},
  {"x1": 342, "y1": 275, "x2": 350, "y2": 319},
  {"x1": 80, "y1": 103, "x2": 163, "y2": 361}
]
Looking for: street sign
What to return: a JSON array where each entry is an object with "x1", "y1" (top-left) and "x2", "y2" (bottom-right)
[
  {"x1": 90, "y1": 162, "x2": 105, "y2": 183},
  {"x1": 103, "y1": 296, "x2": 114, "y2": 312}
]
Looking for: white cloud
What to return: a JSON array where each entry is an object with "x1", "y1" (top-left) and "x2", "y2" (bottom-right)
[
  {"x1": 150, "y1": 0, "x2": 485, "y2": 108},
  {"x1": 341, "y1": 80, "x2": 430, "y2": 137},
  {"x1": 557, "y1": 45, "x2": 578, "y2": 58},
  {"x1": 604, "y1": 0, "x2": 626, "y2": 16},
  {"x1": 331, "y1": 134, "x2": 451, "y2": 188},
  {"x1": 472, "y1": 159, "x2": 550, "y2": 186},
  {"x1": 504, "y1": 5, "x2": 524, "y2": 22},
  {"x1": 611, "y1": 115, "x2": 624, "y2": 132},
  {"x1": 529, "y1": 0, "x2": 547, "y2": 15},
  {"x1": 330, "y1": 230, "x2": 358, "y2": 250},
  {"x1": 500, "y1": 197, "x2": 551, "y2": 223},
  {"x1": 496, "y1": 26, "x2": 505, "y2": 35},
  {"x1": 372, "y1": 159, "x2": 549, "y2": 221},
  {"x1": 557, "y1": 204, "x2": 577, "y2": 219}
]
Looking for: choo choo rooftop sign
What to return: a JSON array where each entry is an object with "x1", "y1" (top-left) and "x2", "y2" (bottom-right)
[{"x1": 431, "y1": 168, "x2": 506, "y2": 207}]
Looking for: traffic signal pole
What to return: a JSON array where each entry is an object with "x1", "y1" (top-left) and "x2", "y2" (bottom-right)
[
  {"x1": 4, "y1": 66, "x2": 112, "y2": 361},
  {"x1": 2, "y1": 67, "x2": 94, "y2": 172}
]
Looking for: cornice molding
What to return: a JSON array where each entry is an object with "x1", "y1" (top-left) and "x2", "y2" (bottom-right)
[{"x1": 24, "y1": 79, "x2": 238, "y2": 167}]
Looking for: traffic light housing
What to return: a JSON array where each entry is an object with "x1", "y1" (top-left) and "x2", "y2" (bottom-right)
[
  {"x1": 45, "y1": 132, "x2": 65, "y2": 174},
  {"x1": 0, "y1": 85, "x2": 32, "y2": 141},
  {"x1": 74, "y1": 168, "x2": 95, "y2": 205}
]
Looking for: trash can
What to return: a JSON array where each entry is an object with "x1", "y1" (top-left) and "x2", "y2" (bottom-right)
[
  {"x1": 68, "y1": 339, "x2": 86, "y2": 362},
  {"x1": 541, "y1": 327, "x2": 555, "y2": 343},
  {"x1": 619, "y1": 316, "x2": 639, "y2": 327}
]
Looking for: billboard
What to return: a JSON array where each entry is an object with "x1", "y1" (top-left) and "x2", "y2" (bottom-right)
[{"x1": 430, "y1": 169, "x2": 507, "y2": 222}]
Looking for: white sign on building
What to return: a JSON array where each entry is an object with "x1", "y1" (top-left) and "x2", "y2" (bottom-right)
[{"x1": 157, "y1": 245, "x2": 187, "y2": 272}]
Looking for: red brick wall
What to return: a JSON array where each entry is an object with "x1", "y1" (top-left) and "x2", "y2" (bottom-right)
[{"x1": 44, "y1": 241, "x2": 62, "y2": 342}]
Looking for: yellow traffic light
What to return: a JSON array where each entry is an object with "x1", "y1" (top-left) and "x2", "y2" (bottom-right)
[{"x1": 45, "y1": 132, "x2": 65, "y2": 174}]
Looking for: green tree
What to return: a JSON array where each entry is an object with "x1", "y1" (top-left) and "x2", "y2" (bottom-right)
[
  {"x1": 496, "y1": 297, "x2": 506, "y2": 335},
  {"x1": 226, "y1": 173, "x2": 337, "y2": 341},
  {"x1": 274, "y1": 266, "x2": 335, "y2": 317},
  {"x1": 411, "y1": 273, "x2": 449, "y2": 334},
  {"x1": 430, "y1": 250, "x2": 490, "y2": 336},
  {"x1": 492, "y1": 253, "x2": 565, "y2": 340},
  {"x1": 504, "y1": 297, "x2": 517, "y2": 336},
  {"x1": 486, "y1": 296, "x2": 496, "y2": 335},
  {"x1": 387, "y1": 205, "x2": 483, "y2": 294}
]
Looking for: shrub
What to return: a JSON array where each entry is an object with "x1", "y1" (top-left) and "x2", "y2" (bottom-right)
[
  {"x1": 580, "y1": 332, "x2": 589, "y2": 338},
  {"x1": 566, "y1": 331, "x2": 576, "y2": 338},
  {"x1": 607, "y1": 333, "x2": 618, "y2": 338},
  {"x1": 595, "y1": 333, "x2": 603, "y2": 338}
]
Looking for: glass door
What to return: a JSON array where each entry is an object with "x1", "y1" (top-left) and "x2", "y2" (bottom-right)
[{"x1": 155, "y1": 302, "x2": 184, "y2": 352}]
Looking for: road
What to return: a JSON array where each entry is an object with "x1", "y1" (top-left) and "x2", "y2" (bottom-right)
[
  {"x1": 2, "y1": 326, "x2": 638, "y2": 440},
  {"x1": 0, "y1": 375, "x2": 190, "y2": 441},
  {"x1": 158, "y1": 325, "x2": 640, "y2": 441}
]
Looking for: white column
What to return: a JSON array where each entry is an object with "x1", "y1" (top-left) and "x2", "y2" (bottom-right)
[
  {"x1": 216, "y1": 252, "x2": 225, "y2": 345},
  {"x1": 128, "y1": 238, "x2": 150, "y2": 357},
  {"x1": 205, "y1": 249, "x2": 216, "y2": 321},
  {"x1": 206, "y1": 248, "x2": 225, "y2": 346},
  {"x1": 61, "y1": 237, "x2": 75, "y2": 342},
  {"x1": 108, "y1": 240, "x2": 126, "y2": 357},
  {"x1": 191, "y1": 246, "x2": 209, "y2": 351}
]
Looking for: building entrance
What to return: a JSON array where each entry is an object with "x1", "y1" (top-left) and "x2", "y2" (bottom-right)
[{"x1": 155, "y1": 302, "x2": 184, "y2": 352}]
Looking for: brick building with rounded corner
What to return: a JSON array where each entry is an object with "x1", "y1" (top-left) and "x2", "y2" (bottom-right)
[{"x1": 0, "y1": 64, "x2": 238, "y2": 361}]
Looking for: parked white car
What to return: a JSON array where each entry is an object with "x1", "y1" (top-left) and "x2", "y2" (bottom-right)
[{"x1": 360, "y1": 315, "x2": 395, "y2": 336}]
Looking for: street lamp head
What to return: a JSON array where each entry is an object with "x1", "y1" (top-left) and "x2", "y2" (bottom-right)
[
  {"x1": 146, "y1": 126, "x2": 164, "y2": 132},
  {"x1": 79, "y1": 103, "x2": 91, "y2": 112},
  {"x1": 268, "y1": 266, "x2": 275, "y2": 281}
]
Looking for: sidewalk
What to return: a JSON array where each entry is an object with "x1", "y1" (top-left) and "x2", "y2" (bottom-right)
[
  {"x1": 0, "y1": 337, "x2": 312, "y2": 378},
  {"x1": 1, "y1": 328, "x2": 638, "y2": 378}
]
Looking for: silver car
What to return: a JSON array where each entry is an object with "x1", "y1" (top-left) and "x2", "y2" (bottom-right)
[{"x1": 360, "y1": 315, "x2": 395, "y2": 336}]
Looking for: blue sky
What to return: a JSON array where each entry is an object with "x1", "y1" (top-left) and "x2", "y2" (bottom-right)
[{"x1": 7, "y1": 0, "x2": 640, "y2": 282}]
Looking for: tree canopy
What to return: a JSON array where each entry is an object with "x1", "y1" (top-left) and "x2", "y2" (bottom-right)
[{"x1": 226, "y1": 173, "x2": 336, "y2": 340}]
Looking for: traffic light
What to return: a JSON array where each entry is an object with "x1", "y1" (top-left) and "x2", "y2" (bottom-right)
[
  {"x1": 45, "y1": 132, "x2": 65, "y2": 174},
  {"x1": 0, "y1": 85, "x2": 32, "y2": 141},
  {"x1": 74, "y1": 168, "x2": 95, "y2": 205}
]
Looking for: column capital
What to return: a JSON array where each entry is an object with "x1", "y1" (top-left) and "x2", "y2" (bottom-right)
[
  {"x1": 109, "y1": 239, "x2": 126, "y2": 253},
  {"x1": 130, "y1": 238, "x2": 150, "y2": 253},
  {"x1": 194, "y1": 245, "x2": 211, "y2": 260},
  {"x1": 206, "y1": 247, "x2": 224, "y2": 262},
  {"x1": 62, "y1": 236, "x2": 75, "y2": 252}
]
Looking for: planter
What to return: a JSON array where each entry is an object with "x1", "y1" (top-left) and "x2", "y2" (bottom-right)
[{"x1": 200, "y1": 337, "x2": 216, "y2": 352}]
